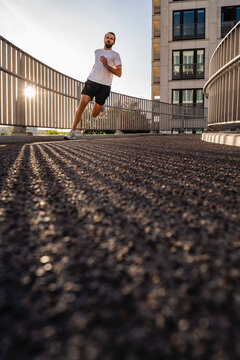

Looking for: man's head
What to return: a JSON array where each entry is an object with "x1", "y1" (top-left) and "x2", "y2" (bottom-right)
[{"x1": 104, "y1": 32, "x2": 116, "y2": 49}]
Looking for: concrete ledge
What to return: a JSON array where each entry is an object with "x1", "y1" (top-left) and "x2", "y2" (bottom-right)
[
  {"x1": 0, "y1": 135, "x2": 67, "y2": 144},
  {"x1": 201, "y1": 132, "x2": 240, "y2": 147},
  {"x1": 0, "y1": 133, "x2": 160, "y2": 145}
]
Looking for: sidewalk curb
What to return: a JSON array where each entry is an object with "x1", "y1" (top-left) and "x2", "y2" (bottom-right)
[{"x1": 201, "y1": 132, "x2": 240, "y2": 147}]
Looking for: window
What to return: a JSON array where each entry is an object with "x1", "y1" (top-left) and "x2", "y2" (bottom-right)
[
  {"x1": 183, "y1": 50, "x2": 194, "y2": 77},
  {"x1": 173, "y1": 9, "x2": 205, "y2": 40},
  {"x1": 196, "y1": 89, "x2": 204, "y2": 105},
  {"x1": 172, "y1": 90, "x2": 180, "y2": 105},
  {"x1": 172, "y1": 89, "x2": 204, "y2": 106},
  {"x1": 173, "y1": 12, "x2": 181, "y2": 38},
  {"x1": 182, "y1": 89, "x2": 193, "y2": 105},
  {"x1": 183, "y1": 11, "x2": 195, "y2": 37},
  {"x1": 172, "y1": 49, "x2": 205, "y2": 79},
  {"x1": 173, "y1": 51, "x2": 180, "y2": 79},
  {"x1": 221, "y1": 6, "x2": 240, "y2": 37},
  {"x1": 154, "y1": 6, "x2": 161, "y2": 15}
]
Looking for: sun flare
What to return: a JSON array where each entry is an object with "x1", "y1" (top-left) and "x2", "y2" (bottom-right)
[{"x1": 25, "y1": 86, "x2": 35, "y2": 98}]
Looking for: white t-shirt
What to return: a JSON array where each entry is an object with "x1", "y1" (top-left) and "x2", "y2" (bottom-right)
[{"x1": 87, "y1": 49, "x2": 122, "y2": 86}]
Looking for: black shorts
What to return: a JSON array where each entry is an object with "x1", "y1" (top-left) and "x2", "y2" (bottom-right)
[{"x1": 81, "y1": 79, "x2": 111, "y2": 106}]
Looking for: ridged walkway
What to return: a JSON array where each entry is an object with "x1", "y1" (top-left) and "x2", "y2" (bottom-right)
[{"x1": 0, "y1": 135, "x2": 240, "y2": 359}]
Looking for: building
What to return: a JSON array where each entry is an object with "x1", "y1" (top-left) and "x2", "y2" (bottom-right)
[{"x1": 152, "y1": 0, "x2": 240, "y2": 106}]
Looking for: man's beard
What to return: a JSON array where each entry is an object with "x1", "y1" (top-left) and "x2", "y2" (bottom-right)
[{"x1": 105, "y1": 43, "x2": 112, "y2": 49}]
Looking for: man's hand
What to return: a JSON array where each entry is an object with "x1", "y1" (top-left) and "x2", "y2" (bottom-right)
[
  {"x1": 100, "y1": 56, "x2": 122, "y2": 77},
  {"x1": 100, "y1": 56, "x2": 108, "y2": 67}
]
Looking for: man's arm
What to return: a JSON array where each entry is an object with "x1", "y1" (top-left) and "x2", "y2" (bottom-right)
[{"x1": 100, "y1": 56, "x2": 122, "y2": 77}]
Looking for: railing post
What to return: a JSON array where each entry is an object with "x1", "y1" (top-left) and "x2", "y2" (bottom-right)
[
  {"x1": 115, "y1": 94, "x2": 123, "y2": 134},
  {"x1": 150, "y1": 112, "x2": 155, "y2": 133},
  {"x1": 14, "y1": 53, "x2": 27, "y2": 135},
  {"x1": 150, "y1": 101, "x2": 155, "y2": 133},
  {"x1": 182, "y1": 106, "x2": 185, "y2": 134}
]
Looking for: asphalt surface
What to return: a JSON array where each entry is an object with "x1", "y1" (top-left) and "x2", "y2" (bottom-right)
[{"x1": 0, "y1": 135, "x2": 240, "y2": 360}]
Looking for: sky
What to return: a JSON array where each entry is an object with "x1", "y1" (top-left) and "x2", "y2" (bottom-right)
[{"x1": 0, "y1": 0, "x2": 152, "y2": 99}]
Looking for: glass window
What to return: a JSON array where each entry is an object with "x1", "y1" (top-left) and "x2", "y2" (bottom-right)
[
  {"x1": 172, "y1": 49, "x2": 205, "y2": 80},
  {"x1": 173, "y1": 51, "x2": 180, "y2": 79},
  {"x1": 221, "y1": 6, "x2": 239, "y2": 37},
  {"x1": 183, "y1": 10, "x2": 194, "y2": 37},
  {"x1": 182, "y1": 50, "x2": 194, "y2": 77},
  {"x1": 197, "y1": 9, "x2": 205, "y2": 23},
  {"x1": 197, "y1": 9, "x2": 205, "y2": 36},
  {"x1": 182, "y1": 90, "x2": 193, "y2": 105},
  {"x1": 173, "y1": 9, "x2": 205, "y2": 40},
  {"x1": 173, "y1": 12, "x2": 181, "y2": 37},
  {"x1": 196, "y1": 89, "x2": 203, "y2": 104},
  {"x1": 172, "y1": 89, "x2": 204, "y2": 107},
  {"x1": 173, "y1": 90, "x2": 180, "y2": 105},
  {"x1": 222, "y1": 7, "x2": 235, "y2": 22},
  {"x1": 197, "y1": 49, "x2": 204, "y2": 63},
  {"x1": 196, "y1": 50, "x2": 204, "y2": 77},
  {"x1": 237, "y1": 7, "x2": 240, "y2": 21}
]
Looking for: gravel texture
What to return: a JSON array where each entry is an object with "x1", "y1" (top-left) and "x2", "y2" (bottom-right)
[{"x1": 0, "y1": 135, "x2": 240, "y2": 360}]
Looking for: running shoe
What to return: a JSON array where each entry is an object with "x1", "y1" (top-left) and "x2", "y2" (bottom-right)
[
  {"x1": 100, "y1": 105, "x2": 106, "y2": 115},
  {"x1": 64, "y1": 130, "x2": 76, "y2": 140}
]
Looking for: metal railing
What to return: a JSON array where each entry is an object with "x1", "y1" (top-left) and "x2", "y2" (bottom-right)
[
  {"x1": 0, "y1": 35, "x2": 207, "y2": 133},
  {"x1": 172, "y1": 63, "x2": 205, "y2": 80},
  {"x1": 221, "y1": 21, "x2": 238, "y2": 38},
  {"x1": 173, "y1": 23, "x2": 205, "y2": 40},
  {"x1": 203, "y1": 22, "x2": 240, "y2": 130}
]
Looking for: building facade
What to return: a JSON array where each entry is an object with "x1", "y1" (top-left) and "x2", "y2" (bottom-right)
[{"x1": 152, "y1": 0, "x2": 240, "y2": 106}]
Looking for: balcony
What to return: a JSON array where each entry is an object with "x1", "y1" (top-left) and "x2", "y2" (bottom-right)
[
  {"x1": 221, "y1": 20, "x2": 238, "y2": 38},
  {"x1": 153, "y1": 53, "x2": 160, "y2": 61},
  {"x1": 154, "y1": 6, "x2": 161, "y2": 15},
  {"x1": 153, "y1": 76, "x2": 160, "y2": 84},
  {"x1": 172, "y1": 63, "x2": 205, "y2": 80},
  {"x1": 173, "y1": 23, "x2": 205, "y2": 40},
  {"x1": 154, "y1": 29, "x2": 160, "y2": 38}
]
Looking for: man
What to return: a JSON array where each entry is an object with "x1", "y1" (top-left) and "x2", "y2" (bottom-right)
[{"x1": 64, "y1": 32, "x2": 122, "y2": 140}]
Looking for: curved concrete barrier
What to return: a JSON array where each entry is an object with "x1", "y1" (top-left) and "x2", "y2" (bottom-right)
[{"x1": 202, "y1": 132, "x2": 240, "y2": 147}]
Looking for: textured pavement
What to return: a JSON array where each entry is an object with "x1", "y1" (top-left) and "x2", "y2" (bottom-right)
[{"x1": 0, "y1": 135, "x2": 240, "y2": 360}]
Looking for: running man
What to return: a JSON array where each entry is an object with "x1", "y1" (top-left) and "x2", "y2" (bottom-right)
[{"x1": 64, "y1": 32, "x2": 122, "y2": 140}]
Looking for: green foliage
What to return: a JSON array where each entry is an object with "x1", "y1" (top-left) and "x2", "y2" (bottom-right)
[
  {"x1": 46, "y1": 130, "x2": 68, "y2": 135},
  {"x1": 122, "y1": 130, "x2": 150, "y2": 134},
  {"x1": 83, "y1": 130, "x2": 115, "y2": 135},
  {"x1": 105, "y1": 101, "x2": 150, "y2": 131},
  {"x1": 46, "y1": 130, "x2": 59, "y2": 135},
  {"x1": 1, "y1": 127, "x2": 13, "y2": 135}
]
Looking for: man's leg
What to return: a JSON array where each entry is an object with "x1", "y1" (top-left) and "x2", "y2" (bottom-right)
[
  {"x1": 72, "y1": 94, "x2": 91, "y2": 131},
  {"x1": 93, "y1": 84, "x2": 110, "y2": 118},
  {"x1": 91, "y1": 103, "x2": 103, "y2": 118}
]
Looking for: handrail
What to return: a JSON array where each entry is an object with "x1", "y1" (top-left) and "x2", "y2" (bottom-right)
[
  {"x1": 0, "y1": 35, "x2": 207, "y2": 132},
  {"x1": 204, "y1": 21, "x2": 240, "y2": 129},
  {"x1": 0, "y1": 65, "x2": 77, "y2": 100},
  {"x1": 203, "y1": 54, "x2": 240, "y2": 98},
  {"x1": 0, "y1": 65, "x2": 205, "y2": 118}
]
